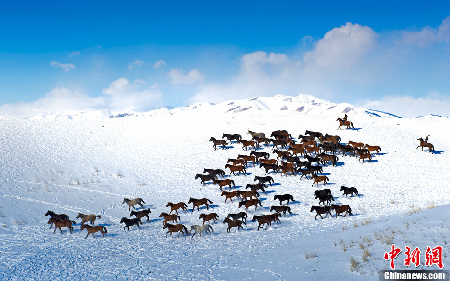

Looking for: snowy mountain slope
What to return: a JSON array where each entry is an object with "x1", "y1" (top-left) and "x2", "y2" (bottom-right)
[{"x1": 0, "y1": 95, "x2": 449, "y2": 280}]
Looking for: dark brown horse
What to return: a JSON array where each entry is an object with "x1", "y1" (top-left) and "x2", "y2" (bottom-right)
[
  {"x1": 209, "y1": 137, "x2": 227, "y2": 150},
  {"x1": 270, "y1": 205, "x2": 292, "y2": 215},
  {"x1": 238, "y1": 199, "x2": 262, "y2": 210},
  {"x1": 130, "y1": 208, "x2": 151, "y2": 221},
  {"x1": 331, "y1": 204, "x2": 353, "y2": 217},
  {"x1": 163, "y1": 223, "x2": 189, "y2": 237},
  {"x1": 199, "y1": 213, "x2": 219, "y2": 224},
  {"x1": 252, "y1": 215, "x2": 273, "y2": 230},
  {"x1": 188, "y1": 197, "x2": 213, "y2": 212},
  {"x1": 166, "y1": 202, "x2": 188, "y2": 214},
  {"x1": 223, "y1": 218, "x2": 244, "y2": 232}
]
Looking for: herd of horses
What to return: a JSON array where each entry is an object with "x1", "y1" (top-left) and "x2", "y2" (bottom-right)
[{"x1": 44, "y1": 118, "x2": 435, "y2": 238}]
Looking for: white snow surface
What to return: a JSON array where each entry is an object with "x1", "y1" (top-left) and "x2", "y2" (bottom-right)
[{"x1": 0, "y1": 94, "x2": 449, "y2": 280}]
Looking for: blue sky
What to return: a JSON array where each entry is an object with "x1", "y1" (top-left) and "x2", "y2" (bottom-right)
[{"x1": 0, "y1": 1, "x2": 449, "y2": 116}]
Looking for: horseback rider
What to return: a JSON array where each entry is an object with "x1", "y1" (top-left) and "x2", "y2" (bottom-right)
[
  {"x1": 342, "y1": 113, "x2": 348, "y2": 122},
  {"x1": 425, "y1": 135, "x2": 430, "y2": 143}
]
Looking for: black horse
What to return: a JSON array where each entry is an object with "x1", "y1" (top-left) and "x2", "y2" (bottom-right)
[
  {"x1": 250, "y1": 151, "x2": 270, "y2": 160},
  {"x1": 120, "y1": 217, "x2": 142, "y2": 230},
  {"x1": 316, "y1": 193, "x2": 334, "y2": 205},
  {"x1": 254, "y1": 175, "x2": 274, "y2": 186},
  {"x1": 45, "y1": 210, "x2": 69, "y2": 221},
  {"x1": 203, "y1": 168, "x2": 225, "y2": 178},
  {"x1": 310, "y1": 206, "x2": 332, "y2": 219},
  {"x1": 340, "y1": 186, "x2": 359, "y2": 197},
  {"x1": 195, "y1": 173, "x2": 216, "y2": 184},
  {"x1": 246, "y1": 183, "x2": 267, "y2": 194},
  {"x1": 274, "y1": 194, "x2": 295, "y2": 205},
  {"x1": 226, "y1": 212, "x2": 248, "y2": 224},
  {"x1": 222, "y1": 133, "x2": 242, "y2": 143},
  {"x1": 260, "y1": 163, "x2": 278, "y2": 174}
]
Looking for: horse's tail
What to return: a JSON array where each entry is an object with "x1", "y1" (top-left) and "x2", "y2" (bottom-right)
[
  {"x1": 326, "y1": 176, "x2": 329, "y2": 181},
  {"x1": 348, "y1": 206, "x2": 353, "y2": 215},
  {"x1": 141, "y1": 198, "x2": 146, "y2": 204},
  {"x1": 183, "y1": 225, "x2": 189, "y2": 235},
  {"x1": 103, "y1": 226, "x2": 108, "y2": 233},
  {"x1": 351, "y1": 122, "x2": 354, "y2": 128},
  {"x1": 71, "y1": 220, "x2": 77, "y2": 225},
  {"x1": 97, "y1": 215, "x2": 102, "y2": 219},
  {"x1": 208, "y1": 199, "x2": 213, "y2": 204},
  {"x1": 231, "y1": 180, "x2": 235, "y2": 187}
]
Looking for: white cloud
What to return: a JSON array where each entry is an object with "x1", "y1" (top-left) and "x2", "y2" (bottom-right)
[
  {"x1": 303, "y1": 22, "x2": 378, "y2": 70},
  {"x1": 399, "y1": 16, "x2": 450, "y2": 47},
  {"x1": 169, "y1": 68, "x2": 204, "y2": 84},
  {"x1": 51, "y1": 61, "x2": 76, "y2": 72},
  {"x1": 189, "y1": 51, "x2": 300, "y2": 104},
  {"x1": 153, "y1": 60, "x2": 167, "y2": 69},
  {"x1": 68, "y1": 51, "x2": 80, "y2": 58},
  {"x1": 102, "y1": 78, "x2": 162, "y2": 111},
  {"x1": 359, "y1": 94, "x2": 450, "y2": 118},
  {"x1": 0, "y1": 88, "x2": 104, "y2": 116},
  {"x1": 128, "y1": 59, "x2": 145, "y2": 70}
]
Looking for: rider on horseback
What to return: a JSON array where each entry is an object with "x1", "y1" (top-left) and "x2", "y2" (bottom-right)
[{"x1": 342, "y1": 114, "x2": 348, "y2": 121}]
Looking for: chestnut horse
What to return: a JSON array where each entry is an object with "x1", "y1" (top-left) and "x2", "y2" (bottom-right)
[
  {"x1": 159, "y1": 212, "x2": 180, "y2": 224},
  {"x1": 221, "y1": 190, "x2": 239, "y2": 202},
  {"x1": 225, "y1": 164, "x2": 247, "y2": 175},
  {"x1": 311, "y1": 174, "x2": 329, "y2": 186},
  {"x1": 331, "y1": 204, "x2": 353, "y2": 217},
  {"x1": 166, "y1": 202, "x2": 188, "y2": 214},
  {"x1": 188, "y1": 197, "x2": 213, "y2": 212},
  {"x1": 47, "y1": 218, "x2": 74, "y2": 234},
  {"x1": 336, "y1": 118, "x2": 354, "y2": 129},
  {"x1": 80, "y1": 224, "x2": 107, "y2": 239},
  {"x1": 163, "y1": 223, "x2": 189, "y2": 237},
  {"x1": 417, "y1": 138, "x2": 435, "y2": 152},
  {"x1": 213, "y1": 179, "x2": 235, "y2": 191}
]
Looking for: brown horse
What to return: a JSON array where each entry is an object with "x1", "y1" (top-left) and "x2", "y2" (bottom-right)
[
  {"x1": 76, "y1": 213, "x2": 101, "y2": 225},
  {"x1": 159, "y1": 212, "x2": 180, "y2": 224},
  {"x1": 348, "y1": 141, "x2": 364, "y2": 149},
  {"x1": 188, "y1": 197, "x2": 213, "y2": 212},
  {"x1": 227, "y1": 158, "x2": 246, "y2": 166},
  {"x1": 166, "y1": 202, "x2": 188, "y2": 214},
  {"x1": 238, "y1": 140, "x2": 257, "y2": 150},
  {"x1": 237, "y1": 190, "x2": 259, "y2": 201},
  {"x1": 122, "y1": 198, "x2": 145, "y2": 211},
  {"x1": 359, "y1": 153, "x2": 372, "y2": 162},
  {"x1": 270, "y1": 205, "x2": 292, "y2": 215},
  {"x1": 223, "y1": 218, "x2": 244, "y2": 232},
  {"x1": 417, "y1": 138, "x2": 435, "y2": 152},
  {"x1": 364, "y1": 144, "x2": 381, "y2": 154},
  {"x1": 237, "y1": 154, "x2": 257, "y2": 165},
  {"x1": 225, "y1": 164, "x2": 247, "y2": 175},
  {"x1": 213, "y1": 179, "x2": 235, "y2": 191},
  {"x1": 199, "y1": 213, "x2": 219, "y2": 224},
  {"x1": 311, "y1": 174, "x2": 329, "y2": 186},
  {"x1": 80, "y1": 224, "x2": 107, "y2": 239},
  {"x1": 238, "y1": 199, "x2": 262, "y2": 210},
  {"x1": 336, "y1": 118, "x2": 354, "y2": 129},
  {"x1": 331, "y1": 204, "x2": 353, "y2": 217},
  {"x1": 163, "y1": 223, "x2": 189, "y2": 237},
  {"x1": 48, "y1": 218, "x2": 74, "y2": 234},
  {"x1": 221, "y1": 190, "x2": 239, "y2": 202}
]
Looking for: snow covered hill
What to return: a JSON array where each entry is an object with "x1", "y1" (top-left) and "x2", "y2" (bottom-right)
[{"x1": 0, "y1": 94, "x2": 449, "y2": 280}]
